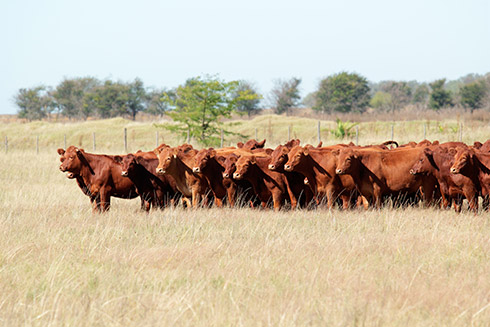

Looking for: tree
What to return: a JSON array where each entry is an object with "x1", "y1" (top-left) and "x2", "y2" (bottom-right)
[
  {"x1": 160, "y1": 76, "x2": 253, "y2": 146},
  {"x1": 380, "y1": 81, "x2": 412, "y2": 113},
  {"x1": 270, "y1": 78, "x2": 301, "y2": 115},
  {"x1": 85, "y1": 81, "x2": 129, "y2": 118},
  {"x1": 146, "y1": 89, "x2": 173, "y2": 117},
  {"x1": 233, "y1": 81, "x2": 262, "y2": 117},
  {"x1": 126, "y1": 78, "x2": 147, "y2": 120},
  {"x1": 429, "y1": 79, "x2": 453, "y2": 110},
  {"x1": 14, "y1": 86, "x2": 53, "y2": 121},
  {"x1": 313, "y1": 72, "x2": 370, "y2": 113},
  {"x1": 412, "y1": 84, "x2": 430, "y2": 107},
  {"x1": 460, "y1": 81, "x2": 487, "y2": 113},
  {"x1": 52, "y1": 77, "x2": 100, "y2": 119},
  {"x1": 370, "y1": 91, "x2": 392, "y2": 111}
]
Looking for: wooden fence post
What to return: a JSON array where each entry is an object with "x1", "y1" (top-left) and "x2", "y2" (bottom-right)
[
  {"x1": 124, "y1": 128, "x2": 127, "y2": 152},
  {"x1": 4, "y1": 136, "x2": 7, "y2": 153},
  {"x1": 317, "y1": 121, "x2": 321, "y2": 144},
  {"x1": 255, "y1": 128, "x2": 258, "y2": 140},
  {"x1": 36, "y1": 136, "x2": 39, "y2": 154},
  {"x1": 187, "y1": 127, "x2": 190, "y2": 143},
  {"x1": 459, "y1": 123, "x2": 463, "y2": 142},
  {"x1": 423, "y1": 124, "x2": 426, "y2": 140},
  {"x1": 220, "y1": 129, "x2": 224, "y2": 148},
  {"x1": 356, "y1": 125, "x2": 359, "y2": 145},
  {"x1": 288, "y1": 126, "x2": 291, "y2": 140},
  {"x1": 93, "y1": 132, "x2": 96, "y2": 151},
  {"x1": 64, "y1": 134, "x2": 67, "y2": 149},
  {"x1": 156, "y1": 131, "x2": 159, "y2": 148},
  {"x1": 391, "y1": 124, "x2": 394, "y2": 140}
]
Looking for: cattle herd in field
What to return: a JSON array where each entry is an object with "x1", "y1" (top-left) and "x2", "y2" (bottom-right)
[{"x1": 57, "y1": 138, "x2": 490, "y2": 213}]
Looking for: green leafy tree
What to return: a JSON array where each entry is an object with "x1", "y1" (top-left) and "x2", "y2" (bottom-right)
[
  {"x1": 429, "y1": 79, "x2": 453, "y2": 110},
  {"x1": 270, "y1": 78, "x2": 301, "y2": 115},
  {"x1": 126, "y1": 78, "x2": 147, "y2": 120},
  {"x1": 370, "y1": 91, "x2": 392, "y2": 111},
  {"x1": 52, "y1": 77, "x2": 100, "y2": 119},
  {"x1": 85, "y1": 81, "x2": 129, "y2": 118},
  {"x1": 460, "y1": 81, "x2": 487, "y2": 113},
  {"x1": 14, "y1": 86, "x2": 54, "y2": 121},
  {"x1": 146, "y1": 88, "x2": 173, "y2": 117},
  {"x1": 313, "y1": 72, "x2": 370, "y2": 113},
  {"x1": 329, "y1": 118, "x2": 358, "y2": 139},
  {"x1": 160, "y1": 76, "x2": 253, "y2": 146},
  {"x1": 233, "y1": 81, "x2": 262, "y2": 117},
  {"x1": 412, "y1": 84, "x2": 430, "y2": 107}
]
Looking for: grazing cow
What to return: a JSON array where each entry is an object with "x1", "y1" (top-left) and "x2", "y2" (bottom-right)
[
  {"x1": 114, "y1": 151, "x2": 180, "y2": 211},
  {"x1": 233, "y1": 154, "x2": 290, "y2": 210},
  {"x1": 335, "y1": 147, "x2": 438, "y2": 208},
  {"x1": 450, "y1": 147, "x2": 490, "y2": 211},
  {"x1": 192, "y1": 148, "x2": 229, "y2": 207},
  {"x1": 155, "y1": 144, "x2": 210, "y2": 208},
  {"x1": 268, "y1": 140, "x2": 314, "y2": 208},
  {"x1": 57, "y1": 146, "x2": 138, "y2": 212},
  {"x1": 283, "y1": 145, "x2": 357, "y2": 209}
]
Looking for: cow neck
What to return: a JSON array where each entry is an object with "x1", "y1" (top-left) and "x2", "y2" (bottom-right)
[
  {"x1": 297, "y1": 154, "x2": 324, "y2": 192},
  {"x1": 202, "y1": 158, "x2": 224, "y2": 190},
  {"x1": 244, "y1": 157, "x2": 271, "y2": 193},
  {"x1": 167, "y1": 155, "x2": 194, "y2": 191},
  {"x1": 77, "y1": 152, "x2": 97, "y2": 183}
]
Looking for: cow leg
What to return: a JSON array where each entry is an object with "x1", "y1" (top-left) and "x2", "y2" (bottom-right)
[
  {"x1": 191, "y1": 189, "x2": 201, "y2": 208},
  {"x1": 99, "y1": 189, "x2": 111, "y2": 212},
  {"x1": 214, "y1": 197, "x2": 223, "y2": 208},
  {"x1": 482, "y1": 195, "x2": 490, "y2": 211},
  {"x1": 92, "y1": 194, "x2": 101, "y2": 213},
  {"x1": 226, "y1": 184, "x2": 237, "y2": 207},
  {"x1": 272, "y1": 192, "x2": 283, "y2": 212}
]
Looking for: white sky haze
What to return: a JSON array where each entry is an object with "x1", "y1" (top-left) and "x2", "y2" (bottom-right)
[{"x1": 1, "y1": 0, "x2": 489, "y2": 114}]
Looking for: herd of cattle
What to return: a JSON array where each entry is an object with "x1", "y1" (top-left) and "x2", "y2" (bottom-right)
[{"x1": 57, "y1": 138, "x2": 490, "y2": 213}]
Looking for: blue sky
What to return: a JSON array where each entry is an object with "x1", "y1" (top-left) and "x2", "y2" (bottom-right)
[{"x1": 1, "y1": 0, "x2": 489, "y2": 114}]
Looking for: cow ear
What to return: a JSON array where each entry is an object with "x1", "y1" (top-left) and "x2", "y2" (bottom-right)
[
  {"x1": 250, "y1": 156, "x2": 256, "y2": 165},
  {"x1": 114, "y1": 155, "x2": 122, "y2": 163},
  {"x1": 282, "y1": 146, "x2": 289, "y2": 154},
  {"x1": 423, "y1": 148, "x2": 433, "y2": 157},
  {"x1": 258, "y1": 139, "x2": 266, "y2": 147},
  {"x1": 303, "y1": 147, "x2": 309, "y2": 156},
  {"x1": 216, "y1": 155, "x2": 226, "y2": 165},
  {"x1": 353, "y1": 151, "x2": 360, "y2": 159},
  {"x1": 57, "y1": 148, "x2": 65, "y2": 155},
  {"x1": 331, "y1": 149, "x2": 340, "y2": 156},
  {"x1": 265, "y1": 148, "x2": 273, "y2": 155},
  {"x1": 237, "y1": 142, "x2": 244, "y2": 148},
  {"x1": 449, "y1": 148, "x2": 457, "y2": 156},
  {"x1": 209, "y1": 149, "x2": 217, "y2": 158}
]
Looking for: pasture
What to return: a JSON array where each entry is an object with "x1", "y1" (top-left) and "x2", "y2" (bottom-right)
[{"x1": 1, "y1": 116, "x2": 490, "y2": 326}]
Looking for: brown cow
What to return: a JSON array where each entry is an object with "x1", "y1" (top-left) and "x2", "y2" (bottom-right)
[
  {"x1": 268, "y1": 140, "x2": 314, "y2": 209},
  {"x1": 233, "y1": 154, "x2": 290, "y2": 211},
  {"x1": 450, "y1": 147, "x2": 490, "y2": 211},
  {"x1": 114, "y1": 151, "x2": 180, "y2": 211},
  {"x1": 283, "y1": 145, "x2": 358, "y2": 209},
  {"x1": 192, "y1": 148, "x2": 229, "y2": 207},
  {"x1": 335, "y1": 147, "x2": 437, "y2": 208},
  {"x1": 58, "y1": 146, "x2": 139, "y2": 212},
  {"x1": 237, "y1": 139, "x2": 266, "y2": 150},
  {"x1": 155, "y1": 144, "x2": 210, "y2": 208}
]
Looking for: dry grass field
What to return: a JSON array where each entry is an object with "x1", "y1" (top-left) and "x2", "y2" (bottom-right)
[{"x1": 1, "y1": 116, "x2": 490, "y2": 326}]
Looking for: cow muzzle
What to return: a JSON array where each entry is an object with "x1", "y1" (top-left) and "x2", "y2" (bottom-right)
[
  {"x1": 193, "y1": 167, "x2": 200, "y2": 173},
  {"x1": 409, "y1": 169, "x2": 416, "y2": 175},
  {"x1": 233, "y1": 172, "x2": 241, "y2": 179},
  {"x1": 121, "y1": 171, "x2": 128, "y2": 177},
  {"x1": 59, "y1": 165, "x2": 66, "y2": 172},
  {"x1": 450, "y1": 167, "x2": 458, "y2": 174},
  {"x1": 66, "y1": 172, "x2": 75, "y2": 179},
  {"x1": 335, "y1": 169, "x2": 344, "y2": 175},
  {"x1": 223, "y1": 173, "x2": 230, "y2": 178},
  {"x1": 156, "y1": 168, "x2": 165, "y2": 175},
  {"x1": 268, "y1": 164, "x2": 276, "y2": 170},
  {"x1": 284, "y1": 164, "x2": 292, "y2": 171}
]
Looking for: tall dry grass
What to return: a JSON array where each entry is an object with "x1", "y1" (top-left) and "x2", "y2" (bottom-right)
[{"x1": 1, "y1": 152, "x2": 490, "y2": 326}]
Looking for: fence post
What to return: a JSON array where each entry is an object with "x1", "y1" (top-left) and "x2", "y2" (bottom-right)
[
  {"x1": 156, "y1": 131, "x2": 159, "y2": 148},
  {"x1": 255, "y1": 128, "x2": 258, "y2": 140},
  {"x1": 317, "y1": 121, "x2": 321, "y2": 144},
  {"x1": 124, "y1": 128, "x2": 127, "y2": 152},
  {"x1": 288, "y1": 126, "x2": 291, "y2": 140},
  {"x1": 220, "y1": 129, "x2": 224, "y2": 148},
  {"x1": 5, "y1": 136, "x2": 7, "y2": 153},
  {"x1": 36, "y1": 136, "x2": 39, "y2": 154},
  {"x1": 356, "y1": 125, "x2": 359, "y2": 146},
  {"x1": 391, "y1": 124, "x2": 394, "y2": 140},
  {"x1": 64, "y1": 134, "x2": 67, "y2": 149},
  {"x1": 93, "y1": 132, "x2": 96, "y2": 151},
  {"x1": 423, "y1": 124, "x2": 426, "y2": 140},
  {"x1": 459, "y1": 123, "x2": 463, "y2": 142}
]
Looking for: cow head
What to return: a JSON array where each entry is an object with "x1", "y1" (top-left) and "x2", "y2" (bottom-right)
[
  {"x1": 410, "y1": 148, "x2": 435, "y2": 175},
  {"x1": 155, "y1": 146, "x2": 177, "y2": 175},
  {"x1": 58, "y1": 146, "x2": 85, "y2": 174},
  {"x1": 284, "y1": 145, "x2": 309, "y2": 172},
  {"x1": 269, "y1": 145, "x2": 290, "y2": 171},
  {"x1": 222, "y1": 154, "x2": 239, "y2": 179},
  {"x1": 450, "y1": 147, "x2": 473, "y2": 174},
  {"x1": 239, "y1": 139, "x2": 266, "y2": 150},
  {"x1": 193, "y1": 148, "x2": 217, "y2": 173},
  {"x1": 114, "y1": 154, "x2": 139, "y2": 177},
  {"x1": 334, "y1": 148, "x2": 359, "y2": 175},
  {"x1": 233, "y1": 155, "x2": 256, "y2": 180}
]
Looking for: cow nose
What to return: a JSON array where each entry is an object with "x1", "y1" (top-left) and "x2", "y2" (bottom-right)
[
  {"x1": 268, "y1": 164, "x2": 275, "y2": 170},
  {"x1": 59, "y1": 165, "x2": 65, "y2": 171},
  {"x1": 223, "y1": 173, "x2": 229, "y2": 178},
  {"x1": 121, "y1": 171, "x2": 128, "y2": 177},
  {"x1": 450, "y1": 167, "x2": 457, "y2": 174},
  {"x1": 284, "y1": 164, "x2": 291, "y2": 171},
  {"x1": 156, "y1": 168, "x2": 165, "y2": 175},
  {"x1": 335, "y1": 169, "x2": 343, "y2": 174},
  {"x1": 193, "y1": 167, "x2": 200, "y2": 173},
  {"x1": 233, "y1": 172, "x2": 241, "y2": 179},
  {"x1": 409, "y1": 169, "x2": 415, "y2": 175},
  {"x1": 304, "y1": 178, "x2": 309, "y2": 185}
]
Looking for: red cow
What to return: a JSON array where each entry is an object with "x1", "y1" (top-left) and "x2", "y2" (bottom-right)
[{"x1": 57, "y1": 146, "x2": 139, "y2": 212}]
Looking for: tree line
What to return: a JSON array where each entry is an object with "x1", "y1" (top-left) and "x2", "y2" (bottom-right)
[{"x1": 14, "y1": 72, "x2": 490, "y2": 122}]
